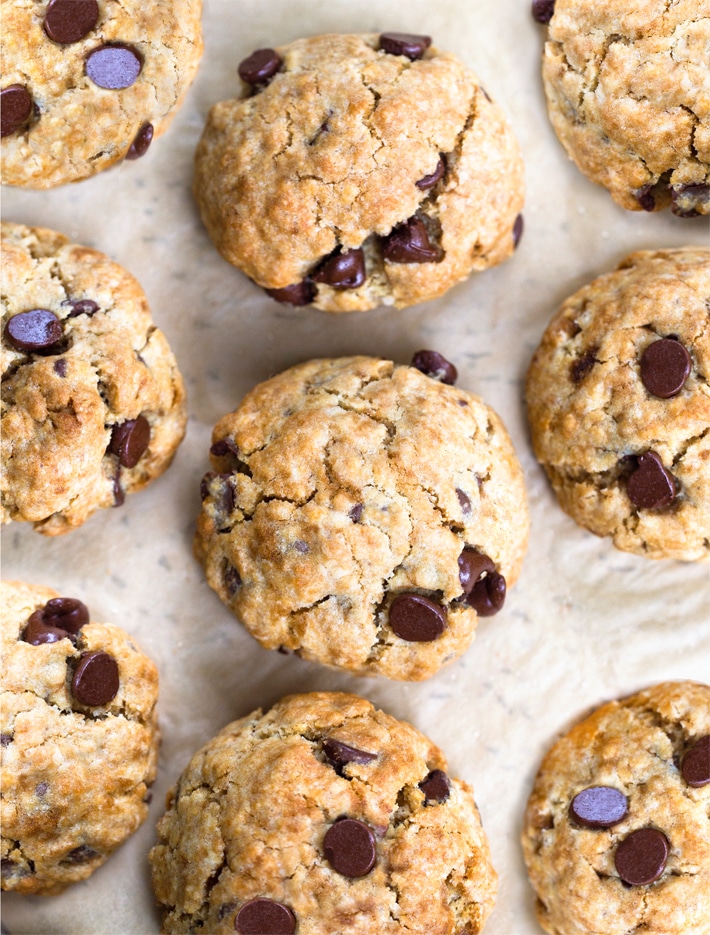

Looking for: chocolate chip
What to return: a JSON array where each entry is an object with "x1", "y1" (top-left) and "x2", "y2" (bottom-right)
[
  {"x1": 71, "y1": 651, "x2": 119, "y2": 706},
  {"x1": 571, "y1": 350, "x2": 596, "y2": 383},
  {"x1": 62, "y1": 845, "x2": 99, "y2": 864},
  {"x1": 235, "y1": 898, "x2": 296, "y2": 935},
  {"x1": 238, "y1": 49, "x2": 282, "y2": 85},
  {"x1": 681, "y1": 735, "x2": 710, "y2": 787},
  {"x1": 210, "y1": 438, "x2": 240, "y2": 458},
  {"x1": 312, "y1": 248, "x2": 366, "y2": 290},
  {"x1": 22, "y1": 599, "x2": 87, "y2": 646},
  {"x1": 264, "y1": 280, "x2": 316, "y2": 306},
  {"x1": 126, "y1": 122, "x2": 154, "y2": 160},
  {"x1": 626, "y1": 451, "x2": 676, "y2": 510},
  {"x1": 671, "y1": 184, "x2": 710, "y2": 218},
  {"x1": 109, "y1": 415, "x2": 150, "y2": 468},
  {"x1": 458, "y1": 549, "x2": 495, "y2": 598},
  {"x1": 419, "y1": 769, "x2": 451, "y2": 803},
  {"x1": 23, "y1": 610, "x2": 68, "y2": 645},
  {"x1": 615, "y1": 828, "x2": 669, "y2": 886},
  {"x1": 44, "y1": 0, "x2": 99, "y2": 44},
  {"x1": 1, "y1": 858, "x2": 27, "y2": 879},
  {"x1": 224, "y1": 564, "x2": 242, "y2": 595},
  {"x1": 411, "y1": 350, "x2": 457, "y2": 385},
  {"x1": 5, "y1": 309, "x2": 62, "y2": 353},
  {"x1": 323, "y1": 739, "x2": 377, "y2": 774},
  {"x1": 323, "y1": 818, "x2": 376, "y2": 877},
  {"x1": 416, "y1": 155, "x2": 445, "y2": 190},
  {"x1": 54, "y1": 359, "x2": 67, "y2": 377},
  {"x1": 640, "y1": 338, "x2": 691, "y2": 398},
  {"x1": 349, "y1": 503, "x2": 363, "y2": 522},
  {"x1": 0, "y1": 734, "x2": 12, "y2": 746},
  {"x1": 513, "y1": 213, "x2": 524, "y2": 249},
  {"x1": 456, "y1": 488, "x2": 472, "y2": 515},
  {"x1": 379, "y1": 33, "x2": 431, "y2": 60},
  {"x1": 36, "y1": 781, "x2": 49, "y2": 797},
  {"x1": 1, "y1": 85, "x2": 34, "y2": 137},
  {"x1": 389, "y1": 593, "x2": 447, "y2": 642},
  {"x1": 65, "y1": 298, "x2": 99, "y2": 318},
  {"x1": 383, "y1": 217, "x2": 443, "y2": 264},
  {"x1": 466, "y1": 571, "x2": 506, "y2": 617},
  {"x1": 532, "y1": 0, "x2": 555, "y2": 23},
  {"x1": 635, "y1": 184, "x2": 656, "y2": 212},
  {"x1": 86, "y1": 44, "x2": 143, "y2": 90},
  {"x1": 569, "y1": 786, "x2": 628, "y2": 828}
]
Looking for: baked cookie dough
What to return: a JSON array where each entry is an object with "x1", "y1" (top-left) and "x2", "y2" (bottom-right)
[
  {"x1": 194, "y1": 32, "x2": 524, "y2": 313},
  {"x1": 522, "y1": 681, "x2": 710, "y2": 935},
  {"x1": 526, "y1": 247, "x2": 710, "y2": 561},
  {"x1": 538, "y1": 0, "x2": 710, "y2": 215},
  {"x1": 150, "y1": 691, "x2": 497, "y2": 935},
  {"x1": 1, "y1": 0, "x2": 203, "y2": 188},
  {"x1": 1, "y1": 222, "x2": 187, "y2": 535},
  {"x1": 1, "y1": 580, "x2": 159, "y2": 895},
  {"x1": 195, "y1": 354, "x2": 529, "y2": 681}
]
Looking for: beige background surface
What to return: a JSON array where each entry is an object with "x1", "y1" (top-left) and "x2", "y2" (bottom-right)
[{"x1": 2, "y1": 1, "x2": 709, "y2": 933}]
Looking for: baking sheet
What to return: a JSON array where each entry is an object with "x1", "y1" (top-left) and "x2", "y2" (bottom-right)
[{"x1": 2, "y1": 1, "x2": 709, "y2": 932}]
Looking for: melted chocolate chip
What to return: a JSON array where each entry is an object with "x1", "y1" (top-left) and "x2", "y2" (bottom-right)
[
  {"x1": 86, "y1": 44, "x2": 143, "y2": 90},
  {"x1": 513, "y1": 213, "x2": 524, "y2": 249},
  {"x1": 323, "y1": 818, "x2": 376, "y2": 877},
  {"x1": 238, "y1": 49, "x2": 282, "y2": 87},
  {"x1": 44, "y1": 0, "x2": 99, "y2": 44},
  {"x1": 671, "y1": 184, "x2": 710, "y2": 218},
  {"x1": 458, "y1": 549, "x2": 495, "y2": 598},
  {"x1": 22, "y1": 598, "x2": 88, "y2": 646},
  {"x1": 235, "y1": 898, "x2": 296, "y2": 935},
  {"x1": 5, "y1": 309, "x2": 62, "y2": 352},
  {"x1": 466, "y1": 571, "x2": 506, "y2": 616},
  {"x1": 65, "y1": 298, "x2": 99, "y2": 318},
  {"x1": 323, "y1": 739, "x2": 377, "y2": 775},
  {"x1": 71, "y1": 651, "x2": 119, "y2": 706},
  {"x1": 410, "y1": 350, "x2": 457, "y2": 384},
  {"x1": 379, "y1": 33, "x2": 431, "y2": 60},
  {"x1": 1, "y1": 85, "x2": 34, "y2": 137},
  {"x1": 23, "y1": 610, "x2": 71, "y2": 646},
  {"x1": 681, "y1": 735, "x2": 710, "y2": 787},
  {"x1": 635, "y1": 184, "x2": 656, "y2": 212},
  {"x1": 532, "y1": 0, "x2": 555, "y2": 23},
  {"x1": 640, "y1": 338, "x2": 691, "y2": 398},
  {"x1": 626, "y1": 451, "x2": 676, "y2": 510},
  {"x1": 224, "y1": 564, "x2": 242, "y2": 595},
  {"x1": 571, "y1": 350, "x2": 597, "y2": 383},
  {"x1": 383, "y1": 217, "x2": 443, "y2": 264},
  {"x1": 210, "y1": 438, "x2": 240, "y2": 458},
  {"x1": 456, "y1": 488, "x2": 472, "y2": 515},
  {"x1": 264, "y1": 280, "x2": 316, "y2": 306},
  {"x1": 615, "y1": 828, "x2": 669, "y2": 886},
  {"x1": 569, "y1": 786, "x2": 628, "y2": 829},
  {"x1": 0, "y1": 734, "x2": 12, "y2": 746},
  {"x1": 126, "y1": 121, "x2": 154, "y2": 159},
  {"x1": 416, "y1": 155, "x2": 445, "y2": 190},
  {"x1": 109, "y1": 415, "x2": 150, "y2": 468},
  {"x1": 54, "y1": 358, "x2": 67, "y2": 377},
  {"x1": 419, "y1": 769, "x2": 451, "y2": 803},
  {"x1": 63, "y1": 845, "x2": 99, "y2": 864},
  {"x1": 389, "y1": 593, "x2": 447, "y2": 642},
  {"x1": 349, "y1": 503, "x2": 363, "y2": 522},
  {"x1": 312, "y1": 248, "x2": 366, "y2": 289}
]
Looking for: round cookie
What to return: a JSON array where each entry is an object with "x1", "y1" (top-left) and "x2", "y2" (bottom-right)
[
  {"x1": 195, "y1": 354, "x2": 529, "y2": 681},
  {"x1": 538, "y1": 0, "x2": 710, "y2": 215},
  {"x1": 1, "y1": 222, "x2": 187, "y2": 535},
  {"x1": 522, "y1": 681, "x2": 710, "y2": 935},
  {"x1": 1, "y1": 0, "x2": 203, "y2": 188},
  {"x1": 1, "y1": 580, "x2": 159, "y2": 895},
  {"x1": 526, "y1": 247, "x2": 710, "y2": 561},
  {"x1": 149, "y1": 691, "x2": 497, "y2": 935},
  {"x1": 193, "y1": 32, "x2": 524, "y2": 313}
]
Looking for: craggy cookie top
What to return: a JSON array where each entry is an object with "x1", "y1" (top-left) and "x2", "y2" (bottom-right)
[
  {"x1": 526, "y1": 248, "x2": 710, "y2": 561},
  {"x1": 150, "y1": 691, "x2": 497, "y2": 935},
  {"x1": 195, "y1": 355, "x2": 529, "y2": 681},
  {"x1": 1, "y1": 580, "x2": 159, "y2": 895},
  {"x1": 194, "y1": 33, "x2": 524, "y2": 312},
  {"x1": 522, "y1": 681, "x2": 710, "y2": 935},
  {"x1": 539, "y1": 0, "x2": 710, "y2": 214},
  {"x1": 1, "y1": 0, "x2": 203, "y2": 188},
  {"x1": 1, "y1": 222, "x2": 187, "y2": 535}
]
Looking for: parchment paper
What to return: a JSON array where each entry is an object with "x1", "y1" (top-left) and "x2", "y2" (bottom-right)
[{"x1": 2, "y1": 1, "x2": 709, "y2": 932}]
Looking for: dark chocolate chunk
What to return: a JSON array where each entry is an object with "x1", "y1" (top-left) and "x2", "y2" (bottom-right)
[
  {"x1": 54, "y1": 358, "x2": 67, "y2": 377},
  {"x1": 635, "y1": 184, "x2": 656, "y2": 212},
  {"x1": 416, "y1": 155, "x2": 445, "y2": 190},
  {"x1": 640, "y1": 338, "x2": 691, "y2": 398},
  {"x1": 44, "y1": 0, "x2": 99, "y2": 44},
  {"x1": 5, "y1": 309, "x2": 62, "y2": 352},
  {"x1": 389, "y1": 593, "x2": 447, "y2": 642},
  {"x1": 458, "y1": 549, "x2": 495, "y2": 598},
  {"x1": 238, "y1": 49, "x2": 282, "y2": 85},
  {"x1": 126, "y1": 121, "x2": 154, "y2": 160},
  {"x1": 323, "y1": 739, "x2": 377, "y2": 774},
  {"x1": 571, "y1": 351, "x2": 596, "y2": 383},
  {"x1": 264, "y1": 280, "x2": 316, "y2": 306},
  {"x1": 349, "y1": 503, "x2": 363, "y2": 522},
  {"x1": 63, "y1": 845, "x2": 99, "y2": 864},
  {"x1": 456, "y1": 488, "x2": 472, "y2": 515},
  {"x1": 532, "y1": 0, "x2": 555, "y2": 23},
  {"x1": 513, "y1": 213, "x2": 524, "y2": 249},
  {"x1": 1, "y1": 85, "x2": 34, "y2": 137},
  {"x1": 615, "y1": 828, "x2": 669, "y2": 886},
  {"x1": 109, "y1": 415, "x2": 150, "y2": 468},
  {"x1": 86, "y1": 44, "x2": 143, "y2": 90},
  {"x1": 569, "y1": 786, "x2": 628, "y2": 829},
  {"x1": 411, "y1": 349, "x2": 457, "y2": 385},
  {"x1": 235, "y1": 898, "x2": 296, "y2": 935},
  {"x1": 681, "y1": 735, "x2": 710, "y2": 787},
  {"x1": 71, "y1": 651, "x2": 119, "y2": 706},
  {"x1": 466, "y1": 571, "x2": 506, "y2": 617},
  {"x1": 419, "y1": 769, "x2": 451, "y2": 803},
  {"x1": 312, "y1": 248, "x2": 366, "y2": 289},
  {"x1": 323, "y1": 818, "x2": 376, "y2": 877},
  {"x1": 379, "y1": 33, "x2": 431, "y2": 60},
  {"x1": 383, "y1": 217, "x2": 443, "y2": 264},
  {"x1": 626, "y1": 451, "x2": 676, "y2": 510},
  {"x1": 671, "y1": 184, "x2": 710, "y2": 218},
  {"x1": 65, "y1": 298, "x2": 99, "y2": 318}
]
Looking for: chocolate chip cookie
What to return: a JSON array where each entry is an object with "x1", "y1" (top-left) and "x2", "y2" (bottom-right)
[
  {"x1": 1, "y1": 580, "x2": 159, "y2": 895},
  {"x1": 195, "y1": 354, "x2": 529, "y2": 680},
  {"x1": 1, "y1": 0, "x2": 203, "y2": 188},
  {"x1": 526, "y1": 248, "x2": 710, "y2": 561},
  {"x1": 522, "y1": 681, "x2": 710, "y2": 935},
  {"x1": 537, "y1": 0, "x2": 710, "y2": 215},
  {"x1": 194, "y1": 32, "x2": 524, "y2": 312},
  {"x1": 150, "y1": 691, "x2": 497, "y2": 935},
  {"x1": 1, "y1": 222, "x2": 187, "y2": 534}
]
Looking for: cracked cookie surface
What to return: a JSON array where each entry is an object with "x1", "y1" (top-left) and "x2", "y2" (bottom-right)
[
  {"x1": 522, "y1": 681, "x2": 710, "y2": 935},
  {"x1": 541, "y1": 0, "x2": 710, "y2": 214},
  {"x1": 1, "y1": 0, "x2": 203, "y2": 188},
  {"x1": 1, "y1": 580, "x2": 159, "y2": 895},
  {"x1": 193, "y1": 33, "x2": 524, "y2": 312},
  {"x1": 149, "y1": 691, "x2": 497, "y2": 935},
  {"x1": 526, "y1": 248, "x2": 710, "y2": 561},
  {"x1": 194, "y1": 356, "x2": 529, "y2": 681},
  {"x1": 1, "y1": 222, "x2": 187, "y2": 535}
]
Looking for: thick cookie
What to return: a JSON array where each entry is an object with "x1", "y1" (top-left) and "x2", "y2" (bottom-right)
[
  {"x1": 522, "y1": 681, "x2": 710, "y2": 935},
  {"x1": 195, "y1": 354, "x2": 529, "y2": 680},
  {"x1": 1, "y1": 222, "x2": 187, "y2": 535},
  {"x1": 194, "y1": 33, "x2": 524, "y2": 313},
  {"x1": 150, "y1": 691, "x2": 497, "y2": 935},
  {"x1": 526, "y1": 247, "x2": 710, "y2": 561},
  {"x1": 538, "y1": 0, "x2": 710, "y2": 215},
  {"x1": 1, "y1": 580, "x2": 159, "y2": 895},
  {"x1": 1, "y1": 0, "x2": 203, "y2": 188}
]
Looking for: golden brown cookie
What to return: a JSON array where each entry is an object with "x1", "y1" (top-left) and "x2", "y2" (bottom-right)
[
  {"x1": 1, "y1": 0, "x2": 203, "y2": 188},
  {"x1": 194, "y1": 32, "x2": 524, "y2": 313},
  {"x1": 1, "y1": 222, "x2": 187, "y2": 535},
  {"x1": 526, "y1": 247, "x2": 710, "y2": 561},
  {"x1": 195, "y1": 354, "x2": 529, "y2": 680},
  {"x1": 1, "y1": 580, "x2": 160, "y2": 895},
  {"x1": 150, "y1": 691, "x2": 497, "y2": 935},
  {"x1": 522, "y1": 681, "x2": 710, "y2": 935}
]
